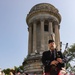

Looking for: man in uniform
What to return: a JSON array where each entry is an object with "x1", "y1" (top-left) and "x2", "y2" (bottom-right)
[{"x1": 42, "y1": 40, "x2": 65, "y2": 75}]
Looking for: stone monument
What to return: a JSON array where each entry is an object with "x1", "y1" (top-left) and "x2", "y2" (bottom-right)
[{"x1": 23, "y1": 3, "x2": 61, "y2": 75}]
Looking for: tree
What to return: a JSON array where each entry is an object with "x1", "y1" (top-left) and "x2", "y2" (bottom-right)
[
  {"x1": 3, "y1": 68, "x2": 10, "y2": 75},
  {"x1": 63, "y1": 43, "x2": 75, "y2": 72}
]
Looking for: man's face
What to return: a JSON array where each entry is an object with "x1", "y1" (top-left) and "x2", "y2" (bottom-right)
[{"x1": 48, "y1": 42, "x2": 56, "y2": 50}]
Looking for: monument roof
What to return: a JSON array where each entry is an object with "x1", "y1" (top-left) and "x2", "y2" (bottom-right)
[{"x1": 29, "y1": 3, "x2": 58, "y2": 13}]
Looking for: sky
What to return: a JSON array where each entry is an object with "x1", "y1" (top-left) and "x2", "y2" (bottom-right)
[{"x1": 0, "y1": 0, "x2": 75, "y2": 70}]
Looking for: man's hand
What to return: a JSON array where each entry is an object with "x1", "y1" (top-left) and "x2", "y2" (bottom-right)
[
  {"x1": 50, "y1": 60, "x2": 58, "y2": 66},
  {"x1": 57, "y1": 58, "x2": 63, "y2": 63}
]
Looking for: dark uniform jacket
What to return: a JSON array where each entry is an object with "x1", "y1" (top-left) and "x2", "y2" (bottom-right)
[{"x1": 42, "y1": 50, "x2": 65, "y2": 73}]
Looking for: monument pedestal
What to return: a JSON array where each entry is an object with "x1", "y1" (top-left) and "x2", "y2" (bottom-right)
[{"x1": 23, "y1": 53, "x2": 44, "y2": 75}]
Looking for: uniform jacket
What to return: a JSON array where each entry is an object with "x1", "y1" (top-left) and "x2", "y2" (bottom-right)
[{"x1": 42, "y1": 50, "x2": 65, "y2": 72}]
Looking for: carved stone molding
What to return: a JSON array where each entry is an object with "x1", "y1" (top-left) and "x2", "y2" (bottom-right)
[
  {"x1": 27, "y1": 11, "x2": 61, "y2": 24},
  {"x1": 27, "y1": 15, "x2": 59, "y2": 25}
]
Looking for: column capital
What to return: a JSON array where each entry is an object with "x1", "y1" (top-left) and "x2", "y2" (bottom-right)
[
  {"x1": 58, "y1": 24, "x2": 60, "y2": 29},
  {"x1": 53, "y1": 21, "x2": 59, "y2": 25},
  {"x1": 28, "y1": 23, "x2": 32, "y2": 31},
  {"x1": 40, "y1": 18, "x2": 45, "y2": 22},
  {"x1": 28, "y1": 23, "x2": 32, "y2": 27},
  {"x1": 48, "y1": 18, "x2": 53, "y2": 23},
  {"x1": 33, "y1": 19, "x2": 37, "y2": 23}
]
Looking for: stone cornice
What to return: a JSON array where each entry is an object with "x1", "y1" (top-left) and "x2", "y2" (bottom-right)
[{"x1": 26, "y1": 10, "x2": 61, "y2": 24}]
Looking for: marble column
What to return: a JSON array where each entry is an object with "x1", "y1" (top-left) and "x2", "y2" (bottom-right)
[
  {"x1": 41, "y1": 20, "x2": 44, "y2": 51},
  {"x1": 28, "y1": 25, "x2": 32, "y2": 55},
  {"x1": 49, "y1": 21, "x2": 53, "y2": 40},
  {"x1": 58, "y1": 25, "x2": 60, "y2": 50},
  {"x1": 54, "y1": 22, "x2": 60, "y2": 50},
  {"x1": 33, "y1": 22, "x2": 37, "y2": 53}
]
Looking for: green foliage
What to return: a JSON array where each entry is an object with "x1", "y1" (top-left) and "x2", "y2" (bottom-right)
[
  {"x1": 19, "y1": 65, "x2": 24, "y2": 71},
  {"x1": 63, "y1": 43, "x2": 75, "y2": 72},
  {"x1": 22, "y1": 57, "x2": 28, "y2": 65},
  {"x1": 14, "y1": 66, "x2": 18, "y2": 73},
  {"x1": 3, "y1": 68, "x2": 10, "y2": 75},
  {"x1": 66, "y1": 63, "x2": 71, "y2": 69},
  {"x1": 2, "y1": 65, "x2": 24, "y2": 74},
  {"x1": 68, "y1": 43, "x2": 75, "y2": 53}
]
